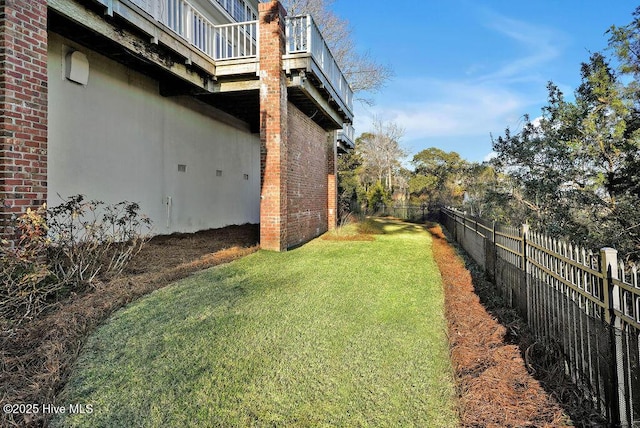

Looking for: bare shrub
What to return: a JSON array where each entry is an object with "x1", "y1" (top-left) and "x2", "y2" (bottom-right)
[
  {"x1": 0, "y1": 195, "x2": 152, "y2": 326},
  {"x1": 47, "y1": 195, "x2": 152, "y2": 286},
  {"x1": 0, "y1": 205, "x2": 60, "y2": 325}
]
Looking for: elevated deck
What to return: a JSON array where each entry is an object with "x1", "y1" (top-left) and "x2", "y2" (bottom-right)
[{"x1": 48, "y1": 0, "x2": 353, "y2": 133}]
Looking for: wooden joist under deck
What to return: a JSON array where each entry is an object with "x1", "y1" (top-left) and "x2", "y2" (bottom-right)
[
  {"x1": 48, "y1": 0, "x2": 221, "y2": 92},
  {"x1": 283, "y1": 54, "x2": 353, "y2": 125}
]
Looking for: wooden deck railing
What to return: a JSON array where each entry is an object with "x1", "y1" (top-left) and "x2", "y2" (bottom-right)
[
  {"x1": 285, "y1": 15, "x2": 353, "y2": 112},
  {"x1": 100, "y1": 0, "x2": 353, "y2": 121},
  {"x1": 130, "y1": 0, "x2": 258, "y2": 60}
]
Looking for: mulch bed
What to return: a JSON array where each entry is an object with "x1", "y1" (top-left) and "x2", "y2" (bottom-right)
[
  {"x1": 1, "y1": 224, "x2": 259, "y2": 428},
  {"x1": 427, "y1": 223, "x2": 572, "y2": 427}
]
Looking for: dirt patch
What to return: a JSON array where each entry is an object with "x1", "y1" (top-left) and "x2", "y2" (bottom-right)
[
  {"x1": 427, "y1": 223, "x2": 572, "y2": 427},
  {"x1": 0, "y1": 224, "x2": 259, "y2": 428}
]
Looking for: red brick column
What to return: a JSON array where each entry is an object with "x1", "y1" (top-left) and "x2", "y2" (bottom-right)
[
  {"x1": 0, "y1": 0, "x2": 48, "y2": 239},
  {"x1": 327, "y1": 132, "x2": 337, "y2": 230},
  {"x1": 259, "y1": 1, "x2": 288, "y2": 251}
]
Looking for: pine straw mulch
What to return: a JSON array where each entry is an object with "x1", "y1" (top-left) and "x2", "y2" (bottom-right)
[
  {"x1": 428, "y1": 222, "x2": 608, "y2": 427},
  {"x1": 429, "y1": 222, "x2": 568, "y2": 427},
  {"x1": 1, "y1": 224, "x2": 259, "y2": 428}
]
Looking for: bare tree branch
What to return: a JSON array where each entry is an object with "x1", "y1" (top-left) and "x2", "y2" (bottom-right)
[
  {"x1": 357, "y1": 118, "x2": 406, "y2": 190},
  {"x1": 281, "y1": 0, "x2": 393, "y2": 97}
]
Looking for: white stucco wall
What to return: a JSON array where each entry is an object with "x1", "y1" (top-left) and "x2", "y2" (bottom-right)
[{"x1": 47, "y1": 33, "x2": 260, "y2": 235}]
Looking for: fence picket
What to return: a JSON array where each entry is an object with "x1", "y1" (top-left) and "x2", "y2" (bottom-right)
[{"x1": 440, "y1": 207, "x2": 640, "y2": 426}]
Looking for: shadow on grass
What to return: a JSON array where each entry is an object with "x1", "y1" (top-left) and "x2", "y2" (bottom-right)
[{"x1": 362, "y1": 217, "x2": 426, "y2": 236}]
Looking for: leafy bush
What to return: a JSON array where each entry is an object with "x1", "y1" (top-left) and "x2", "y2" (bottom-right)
[{"x1": 0, "y1": 196, "x2": 152, "y2": 326}]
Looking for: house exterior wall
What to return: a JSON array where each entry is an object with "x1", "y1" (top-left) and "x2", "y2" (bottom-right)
[
  {"x1": 47, "y1": 33, "x2": 260, "y2": 235},
  {"x1": 1, "y1": 0, "x2": 342, "y2": 250},
  {"x1": 286, "y1": 102, "x2": 330, "y2": 248}
]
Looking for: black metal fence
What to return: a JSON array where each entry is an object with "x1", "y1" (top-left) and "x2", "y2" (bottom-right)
[
  {"x1": 370, "y1": 204, "x2": 430, "y2": 222},
  {"x1": 441, "y1": 207, "x2": 640, "y2": 427}
]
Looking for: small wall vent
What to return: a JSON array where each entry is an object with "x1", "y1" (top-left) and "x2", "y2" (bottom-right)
[{"x1": 65, "y1": 50, "x2": 89, "y2": 85}]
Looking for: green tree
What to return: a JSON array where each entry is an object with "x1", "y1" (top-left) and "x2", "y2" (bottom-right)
[
  {"x1": 490, "y1": 52, "x2": 640, "y2": 256},
  {"x1": 366, "y1": 181, "x2": 392, "y2": 213},
  {"x1": 460, "y1": 163, "x2": 500, "y2": 217},
  {"x1": 409, "y1": 148, "x2": 467, "y2": 208},
  {"x1": 337, "y1": 122, "x2": 404, "y2": 217},
  {"x1": 356, "y1": 120, "x2": 406, "y2": 194},
  {"x1": 337, "y1": 146, "x2": 366, "y2": 216},
  {"x1": 491, "y1": 84, "x2": 579, "y2": 234},
  {"x1": 608, "y1": 7, "x2": 640, "y2": 78}
]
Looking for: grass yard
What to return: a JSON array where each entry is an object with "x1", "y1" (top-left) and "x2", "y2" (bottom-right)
[{"x1": 53, "y1": 219, "x2": 458, "y2": 427}]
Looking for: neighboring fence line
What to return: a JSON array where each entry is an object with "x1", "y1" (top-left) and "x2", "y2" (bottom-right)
[
  {"x1": 440, "y1": 207, "x2": 640, "y2": 428},
  {"x1": 367, "y1": 204, "x2": 430, "y2": 222}
]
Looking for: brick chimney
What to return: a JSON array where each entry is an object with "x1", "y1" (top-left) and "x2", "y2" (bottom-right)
[
  {"x1": 0, "y1": 0, "x2": 48, "y2": 239},
  {"x1": 258, "y1": 1, "x2": 288, "y2": 251}
]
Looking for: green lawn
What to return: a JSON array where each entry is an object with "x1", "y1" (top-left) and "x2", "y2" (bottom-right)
[{"x1": 53, "y1": 219, "x2": 458, "y2": 427}]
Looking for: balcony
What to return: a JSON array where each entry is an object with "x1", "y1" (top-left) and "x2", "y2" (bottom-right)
[
  {"x1": 48, "y1": 0, "x2": 353, "y2": 131},
  {"x1": 127, "y1": 0, "x2": 259, "y2": 60},
  {"x1": 337, "y1": 123, "x2": 355, "y2": 153},
  {"x1": 284, "y1": 15, "x2": 353, "y2": 120}
]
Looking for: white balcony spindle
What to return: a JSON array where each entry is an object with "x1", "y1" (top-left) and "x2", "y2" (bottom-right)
[
  {"x1": 186, "y1": 6, "x2": 192, "y2": 43},
  {"x1": 255, "y1": 21, "x2": 259, "y2": 57},
  {"x1": 306, "y1": 15, "x2": 313, "y2": 55},
  {"x1": 231, "y1": 25, "x2": 235, "y2": 58},
  {"x1": 222, "y1": 26, "x2": 228, "y2": 58}
]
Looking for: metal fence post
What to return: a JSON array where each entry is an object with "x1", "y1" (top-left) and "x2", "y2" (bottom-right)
[
  {"x1": 491, "y1": 221, "x2": 497, "y2": 282},
  {"x1": 462, "y1": 211, "x2": 467, "y2": 243},
  {"x1": 601, "y1": 248, "x2": 617, "y2": 325},
  {"x1": 601, "y1": 247, "x2": 625, "y2": 426},
  {"x1": 492, "y1": 221, "x2": 496, "y2": 243},
  {"x1": 522, "y1": 224, "x2": 530, "y2": 323}
]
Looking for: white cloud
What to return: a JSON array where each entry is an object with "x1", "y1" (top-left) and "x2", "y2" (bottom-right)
[
  {"x1": 354, "y1": 79, "x2": 526, "y2": 142},
  {"x1": 352, "y1": 8, "x2": 568, "y2": 158},
  {"x1": 483, "y1": 151, "x2": 497, "y2": 162},
  {"x1": 476, "y1": 10, "x2": 567, "y2": 84}
]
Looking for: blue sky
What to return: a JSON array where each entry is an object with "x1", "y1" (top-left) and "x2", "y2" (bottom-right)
[{"x1": 331, "y1": 1, "x2": 637, "y2": 163}]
